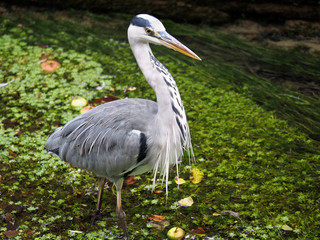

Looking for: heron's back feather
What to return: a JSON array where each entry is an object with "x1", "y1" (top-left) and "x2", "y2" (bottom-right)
[{"x1": 45, "y1": 98, "x2": 157, "y2": 181}]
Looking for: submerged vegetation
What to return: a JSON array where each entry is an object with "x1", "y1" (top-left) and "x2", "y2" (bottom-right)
[{"x1": 1, "y1": 7, "x2": 320, "y2": 239}]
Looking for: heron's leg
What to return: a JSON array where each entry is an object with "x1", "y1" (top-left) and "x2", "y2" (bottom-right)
[
  {"x1": 90, "y1": 177, "x2": 106, "y2": 224},
  {"x1": 115, "y1": 178, "x2": 130, "y2": 239}
]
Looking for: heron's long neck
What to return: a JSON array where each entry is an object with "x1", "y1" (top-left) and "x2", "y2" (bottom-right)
[
  {"x1": 131, "y1": 43, "x2": 182, "y2": 116},
  {"x1": 131, "y1": 42, "x2": 189, "y2": 151}
]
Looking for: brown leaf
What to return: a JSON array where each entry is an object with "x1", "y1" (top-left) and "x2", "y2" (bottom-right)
[
  {"x1": 40, "y1": 53, "x2": 50, "y2": 60},
  {"x1": 148, "y1": 214, "x2": 166, "y2": 222},
  {"x1": 3, "y1": 230, "x2": 19, "y2": 238},
  {"x1": 125, "y1": 176, "x2": 136, "y2": 185},
  {"x1": 190, "y1": 226, "x2": 206, "y2": 235},
  {"x1": 24, "y1": 229, "x2": 33, "y2": 235},
  {"x1": 8, "y1": 150, "x2": 15, "y2": 156},
  {"x1": 154, "y1": 190, "x2": 163, "y2": 194}
]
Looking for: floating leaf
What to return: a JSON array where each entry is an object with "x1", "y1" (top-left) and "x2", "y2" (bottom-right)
[
  {"x1": 148, "y1": 214, "x2": 166, "y2": 222},
  {"x1": 178, "y1": 196, "x2": 194, "y2": 207},
  {"x1": 3, "y1": 230, "x2": 19, "y2": 238},
  {"x1": 71, "y1": 97, "x2": 88, "y2": 107},
  {"x1": 190, "y1": 167, "x2": 204, "y2": 184},
  {"x1": 80, "y1": 106, "x2": 94, "y2": 114},
  {"x1": 217, "y1": 210, "x2": 240, "y2": 219},
  {"x1": 190, "y1": 226, "x2": 206, "y2": 235},
  {"x1": 174, "y1": 177, "x2": 186, "y2": 184},
  {"x1": 154, "y1": 190, "x2": 164, "y2": 193},
  {"x1": 147, "y1": 220, "x2": 170, "y2": 230},
  {"x1": 282, "y1": 224, "x2": 293, "y2": 231},
  {"x1": 40, "y1": 59, "x2": 60, "y2": 73},
  {"x1": 68, "y1": 230, "x2": 83, "y2": 234},
  {"x1": 125, "y1": 176, "x2": 136, "y2": 185}
]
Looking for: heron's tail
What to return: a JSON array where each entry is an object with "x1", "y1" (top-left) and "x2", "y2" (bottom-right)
[{"x1": 44, "y1": 127, "x2": 63, "y2": 157}]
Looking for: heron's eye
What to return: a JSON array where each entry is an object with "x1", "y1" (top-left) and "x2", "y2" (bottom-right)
[{"x1": 145, "y1": 28, "x2": 152, "y2": 34}]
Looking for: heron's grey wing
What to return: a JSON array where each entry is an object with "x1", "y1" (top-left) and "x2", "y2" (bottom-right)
[{"x1": 45, "y1": 98, "x2": 157, "y2": 180}]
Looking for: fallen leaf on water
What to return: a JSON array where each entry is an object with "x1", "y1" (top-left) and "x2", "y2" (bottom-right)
[
  {"x1": 282, "y1": 224, "x2": 293, "y2": 231},
  {"x1": 24, "y1": 229, "x2": 33, "y2": 236},
  {"x1": 220, "y1": 210, "x2": 240, "y2": 218},
  {"x1": 80, "y1": 106, "x2": 94, "y2": 114},
  {"x1": 148, "y1": 214, "x2": 166, "y2": 222},
  {"x1": 178, "y1": 196, "x2": 194, "y2": 207},
  {"x1": 190, "y1": 167, "x2": 204, "y2": 184},
  {"x1": 174, "y1": 177, "x2": 186, "y2": 184},
  {"x1": 190, "y1": 226, "x2": 206, "y2": 235},
  {"x1": 125, "y1": 176, "x2": 136, "y2": 185},
  {"x1": 40, "y1": 59, "x2": 60, "y2": 73},
  {"x1": 213, "y1": 210, "x2": 240, "y2": 219},
  {"x1": 8, "y1": 150, "x2": 16, "y2": 156},
  {"x1": 71, "y1": 97, "x2": 88, "y2": 108},
  {"x1": 68, "y1": 230, "x2": 83, "y2": 234},
  {"x1": 147, "y1": 220, "x2": 170, "y2": 230},
  {"x1": 3, "y1": 230, "x2": 19, "y2": 238},
  {"x1": 154, "y1": 190, "x2": 163, "y2": 193}
]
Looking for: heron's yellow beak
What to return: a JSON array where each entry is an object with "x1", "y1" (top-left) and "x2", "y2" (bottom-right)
[{"x1": 158, "y1": 31, "x2": 201, "y2": 61}]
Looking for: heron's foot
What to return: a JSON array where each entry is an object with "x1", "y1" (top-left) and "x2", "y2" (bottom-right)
[
  {"x1": 117, "y1": 209, "x2": 130, "y2": 239},
  {"x1": 90, "y1": 209, "x2": 103, "y2": 224}
]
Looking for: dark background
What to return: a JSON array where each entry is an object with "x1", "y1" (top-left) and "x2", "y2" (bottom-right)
[{"x1": 2, "y1": 0, "x2": 320, "y2": 25}]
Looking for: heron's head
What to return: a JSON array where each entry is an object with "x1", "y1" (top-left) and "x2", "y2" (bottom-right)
[{"x1": 128, "y1": 14, "x2": 201, "y2": 60}]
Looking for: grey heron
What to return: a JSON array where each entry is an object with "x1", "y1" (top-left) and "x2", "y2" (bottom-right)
[{"x1": 45, "y1": 14, "x2": 200, "y2": 238}]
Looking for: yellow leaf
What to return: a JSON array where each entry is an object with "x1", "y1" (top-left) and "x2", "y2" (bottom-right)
[
  {"x1": 281, "y1": 224, "x2": 293, "y2": 231},
  {"x1": 178, "y1": 196, "x2": 194, "y2": 207},
  {"x1": 212, "y1": 212, "x2": 221, "y2": 216},
  {"x1": 174, "y1": 177, "x2": 186, "y2": 184},
  {"x1": 190, "y1": 167, "x2": 204, "y2": 184}
]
